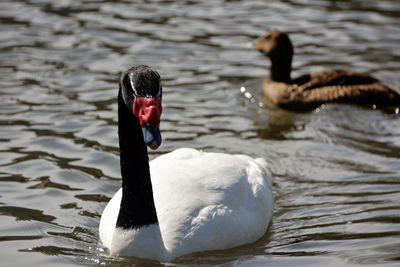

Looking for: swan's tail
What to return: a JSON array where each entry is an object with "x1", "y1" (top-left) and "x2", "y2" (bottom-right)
[{"x1": 255, "y1": 157, "x2": 268, "y2": 171}]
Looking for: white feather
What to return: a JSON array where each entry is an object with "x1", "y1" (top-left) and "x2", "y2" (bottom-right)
[{"x1": 99, "y1": 148, "x2": 273, "y2": 261}]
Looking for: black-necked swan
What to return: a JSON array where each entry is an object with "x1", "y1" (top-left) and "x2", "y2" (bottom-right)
[
  {"x1": 99, "y1": 65, "x2": 273, "y2": 261},
  {"x1": 254, "y1": 30, "x2": 400, "y2": 111}
]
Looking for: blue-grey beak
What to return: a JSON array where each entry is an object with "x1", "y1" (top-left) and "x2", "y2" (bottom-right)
[{"x1": 142, "y1": 125, "x2": 161, "y2": 150}]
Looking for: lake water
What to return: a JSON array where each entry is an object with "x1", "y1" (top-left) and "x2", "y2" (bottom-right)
[{"x1": 1, "y1": 0, "x2": 400, "y2": 266}]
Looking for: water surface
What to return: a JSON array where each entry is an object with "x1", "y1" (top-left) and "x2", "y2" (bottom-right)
[{"x1": 1, "y1": 0, "x2": 400, "y2": 266}]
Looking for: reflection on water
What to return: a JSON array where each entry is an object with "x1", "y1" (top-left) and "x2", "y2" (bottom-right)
[{"x1": 1, "y1": 0, "x2": 400, "y2": 266}]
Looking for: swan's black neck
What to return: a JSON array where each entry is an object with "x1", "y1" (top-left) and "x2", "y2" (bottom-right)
[{"x1": 116, "y1": 89, "x2": 158, "y2": 229}]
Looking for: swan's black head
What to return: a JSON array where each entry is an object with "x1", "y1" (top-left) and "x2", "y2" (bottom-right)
[
  {"x1": 254, "y1": 30, "x2": 294, "y2": 60},
  {"x1": 120, "y1": 65, "x2": 162, "y2": 150}
]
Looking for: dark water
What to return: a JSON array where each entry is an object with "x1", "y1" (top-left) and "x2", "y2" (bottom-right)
[{"x1": 1, "y1": 0, "x2": 400, "y2": 266}]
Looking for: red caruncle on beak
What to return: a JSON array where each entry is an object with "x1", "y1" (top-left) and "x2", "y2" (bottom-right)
[{"x1": 133, "y1": 96, "x2": 162, "y2": 127}]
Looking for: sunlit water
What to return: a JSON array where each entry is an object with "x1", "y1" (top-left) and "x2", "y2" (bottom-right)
[{"x1": 1, "y1": 0, "x2": 400, "y2": 266}]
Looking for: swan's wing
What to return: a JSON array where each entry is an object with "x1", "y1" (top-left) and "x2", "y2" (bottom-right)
[{"x1": 150, "y1": 148, "x2": 273, "y2": 258}]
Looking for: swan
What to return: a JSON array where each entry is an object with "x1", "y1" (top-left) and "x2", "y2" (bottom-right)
[
  {"x1": 99, "y1": 65, "x2": 273, "y2": 261},
  {"x1": 254, "y1": 30, "x2": 400, "y2": 111}
]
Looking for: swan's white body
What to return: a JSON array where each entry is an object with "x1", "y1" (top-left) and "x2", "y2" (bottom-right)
[{"x1": 99, "y1": 148, "x2": 273, "y2": 261}]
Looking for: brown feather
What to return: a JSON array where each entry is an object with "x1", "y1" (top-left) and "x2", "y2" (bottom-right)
[{"x1": 254, "y1": 30, "x2": 400, "y2": 111}]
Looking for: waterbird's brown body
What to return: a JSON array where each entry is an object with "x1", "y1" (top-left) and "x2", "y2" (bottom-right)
[{"x1": 254, "y1": 30, "x2": 400, "y2": 111}]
